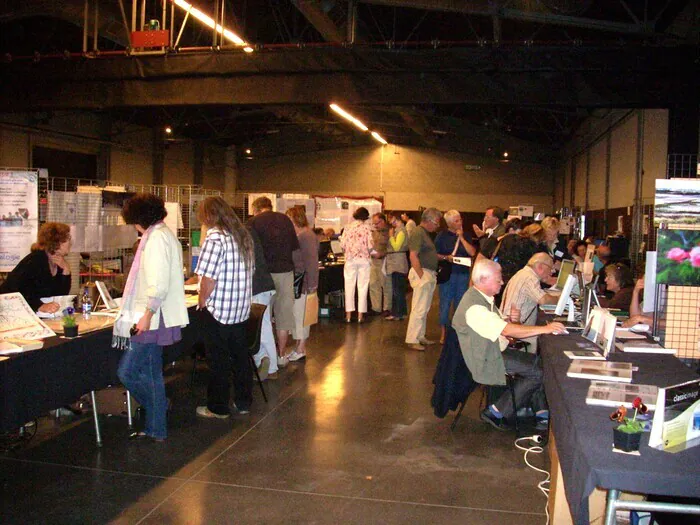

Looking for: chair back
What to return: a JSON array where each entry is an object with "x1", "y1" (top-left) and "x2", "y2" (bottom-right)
[{"x1": 246, "y1": 303, "x2": 267, "y2": 356}]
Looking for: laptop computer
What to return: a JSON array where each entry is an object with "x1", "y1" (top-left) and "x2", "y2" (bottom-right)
[{"x1": 548, "y1": 259, "x2": 576, "y2": 294}]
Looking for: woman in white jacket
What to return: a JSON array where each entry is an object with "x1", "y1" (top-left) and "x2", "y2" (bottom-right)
[{"x1": 115, "y1": 193, "x2": 189, "y2": 442}]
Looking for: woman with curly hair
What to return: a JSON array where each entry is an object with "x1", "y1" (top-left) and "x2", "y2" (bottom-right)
[
  {"x1": 0, "y1": 222, "x2": 72, "y2": 312},
  {"x1": 115, "y1": 193, "x2": 189, "y2": 441}
]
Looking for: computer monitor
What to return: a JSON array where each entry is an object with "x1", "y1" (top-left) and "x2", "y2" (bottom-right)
[
  {"x1": 330, "y1": 240, "x2": 343, "y2": 255},
  {"x1": 554, "y1": 259, "x2": 576, "y2": 291},
  {"x1": 318, "y1": 240, "x2": 332, "y2": 261},
  {"x1": 554, "y1": 274, "x2": 577, "y2": 318}
]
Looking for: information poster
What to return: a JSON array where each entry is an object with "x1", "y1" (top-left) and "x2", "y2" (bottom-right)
[
  {"x1": 0, "y1": 292, "x2": 56, "y2": 340},
  {"x1": 0, "y1": 170, "x2": 38, "y2": 272}
]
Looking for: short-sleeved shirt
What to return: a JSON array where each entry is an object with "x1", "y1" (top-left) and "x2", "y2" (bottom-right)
[
  {"x1": 408, "y1": 225, "x2": 438, "y2": 271},
  {"x1": 434, "y1": 230, "x2": 473, "y2": 275},
  {"x1": 500, "y1": 266, "x2": 546, "y2": 326},
  {"x1": 195, "y1": 227, "x2": 252, "y2": 324},
  {"x1": 248, "y1": 211, "x2": 300, "y2": 273},
  {"x1": 464, "y1": 288, "x2": 509, "y2": 351},
  {"x1": 340, "y1": 220, "x2": 373, "y2": 261}
]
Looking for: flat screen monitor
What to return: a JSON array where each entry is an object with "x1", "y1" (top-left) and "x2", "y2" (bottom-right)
[
  {"x1": 554, "y1": 259, "x2": 576, "y2": 291},
  {"x1": 318, "y1": 240, "x2": 332, "y2": 260},
  {"x1": 330, "y1": 240, "x2": 343, "y2": 255},
  {"x1": 554, "y1": 274, "x2": 577, "y2": 316}
]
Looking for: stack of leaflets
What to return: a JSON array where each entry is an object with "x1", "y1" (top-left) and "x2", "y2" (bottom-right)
[
  {"x1": 0, "y1": 338, "x2": 44, "y2": 354},
  {"x1": 564, "y1": 349, "x2": 605, "y2": 360},
  {"x1": 615, "y1": 340, "x2": 677, "y2": 354},
  {"x1": 586, "y1": 381, "x2": 658, "y2": 409},
  {"x1": 567, "y1": 360, "x2": 633, "y2": 383}
]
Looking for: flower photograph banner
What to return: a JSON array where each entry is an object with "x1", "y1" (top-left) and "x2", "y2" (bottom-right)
[
  {"x1": 656, "y1": 229, "x2": 700, "y2": 286},
  {"x1": 0, "y1": 170, "x2": 39, "y2": 272}
]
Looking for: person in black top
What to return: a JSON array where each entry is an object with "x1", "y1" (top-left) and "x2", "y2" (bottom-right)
[{"x1": 0, "y1": 222, "x2": 72, "y2": 312}]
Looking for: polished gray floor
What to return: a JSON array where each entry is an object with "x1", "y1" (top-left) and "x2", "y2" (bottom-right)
[{"x1": 0, "y1": 300, "x2": 549, "y2": 524}]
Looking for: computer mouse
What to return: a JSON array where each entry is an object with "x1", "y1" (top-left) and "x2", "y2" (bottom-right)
[{"x1": 630, "y1": 323, "x2": 650, "y2": 333}]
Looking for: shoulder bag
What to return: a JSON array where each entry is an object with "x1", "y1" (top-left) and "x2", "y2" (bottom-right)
[{"x1": 436, "y1": 237, "x2": 460, "y2": 284}]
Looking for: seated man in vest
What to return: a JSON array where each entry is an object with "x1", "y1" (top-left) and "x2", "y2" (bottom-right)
[{"x1": 452, "y1": 258, "x2": 566, "y2": 431}]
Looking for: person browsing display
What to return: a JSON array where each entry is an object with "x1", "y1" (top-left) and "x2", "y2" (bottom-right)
[
  {"x1": 115, "y1": 193, "x2": 189, "y2": 442},
  {"x1": 0, "y1": 222, "x2": 72, "y2": 313}
]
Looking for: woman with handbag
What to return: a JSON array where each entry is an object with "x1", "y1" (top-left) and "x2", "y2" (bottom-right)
[
  {"x1": 434, "y1": 210, "x2": 476, "y2": 344},
  {"x1": 339, "y1": 207, "x2": 374, "y2": 323},
  {"x1": 286, "y1": 206, "x2": 319, "y2": 361},
  {"x1": 385, "y1": 212, "x2": 409, "y2": 320}
]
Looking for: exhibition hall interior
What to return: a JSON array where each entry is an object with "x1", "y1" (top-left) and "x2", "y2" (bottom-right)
[{"x1": 1, "y1": 1, "x2": 699, "y2": 524}]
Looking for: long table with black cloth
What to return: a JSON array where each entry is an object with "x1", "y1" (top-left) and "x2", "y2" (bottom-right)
[
  {"x1": 0, "y1": 306, "x2": 202, "y2": 440},
  {"x1": 540, "y1": 334, "x2": 700, "y2": 525}
]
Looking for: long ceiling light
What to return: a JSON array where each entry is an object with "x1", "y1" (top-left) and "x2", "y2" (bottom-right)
[
  {"x1": 330, "y1": 103, "x2": 389, "y2": 145},
  {"x1": 371, "y1": 131, "x2": 387, "y2": 145},
  {"x1": 330, "y1": 104, "x2": 368, "y2": 131},
  {"x1": 173, "y1": 0, "x2": 248, "y2": 47}
]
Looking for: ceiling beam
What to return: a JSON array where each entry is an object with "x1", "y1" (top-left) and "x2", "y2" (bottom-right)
[
  {"x1": 290, "y1": 0, "x2": 346, "y2": 42},
  {"x1": 358, "y1": 0, "x2": 657, "y2": 35}
]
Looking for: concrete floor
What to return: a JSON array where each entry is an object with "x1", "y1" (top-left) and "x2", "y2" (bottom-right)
[{"x1": 1, "y1": 299, "x2": 549, "y2": 524}]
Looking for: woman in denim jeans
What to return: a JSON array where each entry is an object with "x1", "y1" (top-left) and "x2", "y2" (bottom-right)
[
  {"x1": 385, "y1": 212, "x2": 409, "y2": 320},
  {"x1": 434, "y1": 210, "x2": 476, "y2": 344},
  {"x1": 115, "y1": 193, "x2": 189, "y2": 442}
]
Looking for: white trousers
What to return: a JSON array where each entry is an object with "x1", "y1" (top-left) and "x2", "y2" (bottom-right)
[
  {"x1": 252, "y1": 290, "x2": 278, "y2": 374},
  {"x1": 292, "y1": 292, "x2": 311, "y2": 341},
  {"x1": 344, "y1": 258, "x2": 371, "y2": 313},
  {"x1": 405, "y1": 268, "x2": 437, "y2": 344}
]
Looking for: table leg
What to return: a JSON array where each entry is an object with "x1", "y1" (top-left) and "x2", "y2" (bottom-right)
[
  {"x1": 604, "y1": 489, "x2": 621, "y2": 525},
  {"x1": 89, "y1": 390, "x2": 102, "y2": 447},
  {"x1": 126, "y1": 391, "x2": 133, "y2": 429}
]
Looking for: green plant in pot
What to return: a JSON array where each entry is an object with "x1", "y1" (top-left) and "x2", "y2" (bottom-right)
[
  {"x1": 62, "y1": 306, "x2": 79, "y2": 337},
  {"x1": 609, "y1": 397, "x2": 648, "y2": 452}
]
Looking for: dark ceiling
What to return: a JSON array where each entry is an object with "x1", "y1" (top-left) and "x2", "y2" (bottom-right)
[{"x1": 0, "y1": 0, "x2": 698, "y2": 165}]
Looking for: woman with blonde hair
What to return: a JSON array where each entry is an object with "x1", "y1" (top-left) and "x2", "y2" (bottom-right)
[
  {"x1": 195, "y1": 196, "x2": 255, "y2": 419},
  {"x1": 285, "y1": 206, "x2": 319, "y2": 361}
]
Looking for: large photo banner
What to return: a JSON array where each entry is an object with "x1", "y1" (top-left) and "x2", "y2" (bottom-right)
[{"x1": 0, "y1": 170, "x2": 38, "y2": 272}]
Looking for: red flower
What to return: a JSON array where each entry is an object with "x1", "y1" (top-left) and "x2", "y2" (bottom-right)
[
  {"x1": 610, "y1": 406, "x2": 627, "y2": 422},
  {"x1": 632, "y1": 397, "x2": 642, "y2": 409}
]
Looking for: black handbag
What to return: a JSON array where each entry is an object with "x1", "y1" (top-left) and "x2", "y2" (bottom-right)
[
  {"x1": 436, "y1": 260, "x2": 452, "y2": 284},
  {"x1": 436, "y1": 237, "x2": 460, "y2": 284},
  {"x1": 293, "y1": 271, "x2": 305, "y2": 299}
]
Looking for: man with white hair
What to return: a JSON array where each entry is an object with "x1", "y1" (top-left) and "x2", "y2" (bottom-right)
[
  {"x1": 501, "y1": 253, "x2": 559, "y2": 326},
  {"x1": 452, "y1": 258, "x2": 566, "y2": 431},
  {"x1": 405, "y1": 207, "x2": 442, "y2": 351}
]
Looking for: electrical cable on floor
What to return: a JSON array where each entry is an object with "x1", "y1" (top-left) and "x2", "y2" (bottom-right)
[{"x1": 515, "y1": 435, "x2": 551, "y2": 525}]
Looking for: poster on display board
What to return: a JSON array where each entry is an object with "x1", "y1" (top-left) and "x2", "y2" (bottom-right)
[
  {"x1": 654, "y1": 178, "x2": 700, "y2": 227},
  {"x1": 314, "y1": 197, "x2": 382, "y2": 233},
  {"x1": 0, "y1": 170, "x2": 39, "y2": 272}
]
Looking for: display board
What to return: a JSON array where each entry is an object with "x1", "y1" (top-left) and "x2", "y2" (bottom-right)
[{"x1": 0, "y1": 169, "x2": 39, "y2": 272}]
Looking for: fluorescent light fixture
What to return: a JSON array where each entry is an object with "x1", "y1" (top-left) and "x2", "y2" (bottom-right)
[
  {"x1": 173, "y1": 0, "x2": 248, "y2": 46},
  {"x1": 329, "y1": 103, "x2": 368, "y2": 132},
  {"x1": 371, "y1": 131, "x2": 387, "y2": 145},
  {"x1": 243, "y1": 46, "x2": 254, "y2": 53}
]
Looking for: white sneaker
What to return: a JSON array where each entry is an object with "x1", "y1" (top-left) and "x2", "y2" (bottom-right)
[
  {"x1": 288, "y1": 350, "x2": 306, "y2": 362},
  {"x1": 277, "y1": 354, "x2": 289, "y2": 368}
]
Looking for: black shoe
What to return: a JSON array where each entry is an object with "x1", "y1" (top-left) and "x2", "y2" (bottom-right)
[{"x1": 480, "y1": 409, "x2": 510, "y2": 431}]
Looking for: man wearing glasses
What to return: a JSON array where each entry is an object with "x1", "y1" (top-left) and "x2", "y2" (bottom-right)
[
  {"x1": 405, "y1": 207, "x2": 442, "y2": 351},
  {"x1": 500, "y1": 253, "x2": 560, "y2": 353},
  {"x1": 473, "y1": 206, "x2": 506, "y2": 259}
]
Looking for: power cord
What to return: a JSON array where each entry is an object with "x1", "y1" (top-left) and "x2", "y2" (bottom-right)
[{"x1": 515, "y1": 434, "x2": 551, "y2": 525}]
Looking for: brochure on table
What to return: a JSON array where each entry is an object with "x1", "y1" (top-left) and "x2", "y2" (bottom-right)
[
  {"x1": 0, "y1": 292, "x2": 56, "y2": 340},
  {"x1": 649, "y1": 378, "x2": 700, "y2": 453},
  {"x1": 586, "y1": 382, "x2": 658, "y2": 409}
]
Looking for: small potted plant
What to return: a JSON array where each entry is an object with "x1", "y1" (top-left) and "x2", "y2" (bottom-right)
[
  {"x1": 62, "y1": 306, "x2": 79, "y2": 337},
  {"x1": 610, "y1": 397, "x2": 648, "y2": 452}
]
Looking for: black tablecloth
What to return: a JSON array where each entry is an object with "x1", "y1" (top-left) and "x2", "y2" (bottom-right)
[
  {"x1": 0, "y1": 311, "x2": 200, "y2": 432},
  {"x1": 540, "y1": 334, "x2": 700, "y2": 525}
]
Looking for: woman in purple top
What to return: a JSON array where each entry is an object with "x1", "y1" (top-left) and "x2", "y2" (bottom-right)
[{"x1": 286, "y1": 206, "x2": 319, "y2": 362}]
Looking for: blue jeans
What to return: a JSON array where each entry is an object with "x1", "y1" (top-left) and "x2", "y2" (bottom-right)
[
  {"x1": 391, "y1": 272, "x2": 408, "y2": 318},
  {"x1": 117, "y1": 341, "x2": 167, "y2": 439},
  {"x1": 438, "y1": 271, "x2": 469, "y2": 326}
]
